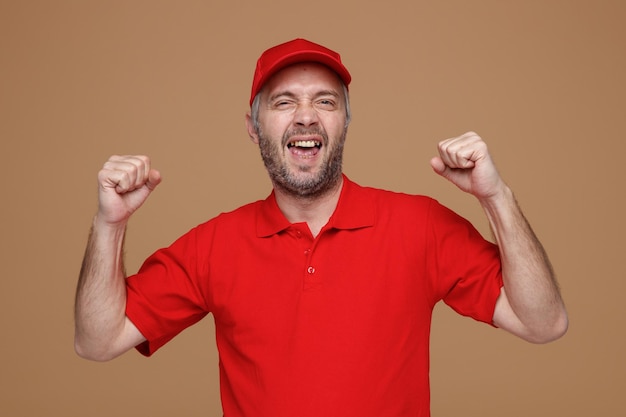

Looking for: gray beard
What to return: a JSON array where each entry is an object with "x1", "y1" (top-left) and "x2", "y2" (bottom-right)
[{"x1": 257, "y1": 126, "x2": 346, "y2": 199}]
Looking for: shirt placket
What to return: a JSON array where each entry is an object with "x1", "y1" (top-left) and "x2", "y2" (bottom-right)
[{"x1": 290, "y1": 224, "x2": 321, "y2": 291}]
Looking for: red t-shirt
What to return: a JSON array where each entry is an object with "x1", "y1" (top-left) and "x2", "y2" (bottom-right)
[{"x1": 126, "y1": 176, "x2": 503, "y2": 417}]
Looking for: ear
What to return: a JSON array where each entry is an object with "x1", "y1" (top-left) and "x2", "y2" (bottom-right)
[{"x1": 245, "y1": 113, "x2": 260, "y2": 144}]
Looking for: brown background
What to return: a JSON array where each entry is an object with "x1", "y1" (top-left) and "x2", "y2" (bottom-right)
[{"x1": 1, "y1": 0, "x2": 624, "y2": 416}]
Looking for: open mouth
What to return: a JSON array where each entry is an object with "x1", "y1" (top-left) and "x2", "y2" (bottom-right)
[
  {"x1": 287, "y1": 140, "x2": 322, "y2": 150},
  {"x1": 287, "y1": 140, "x2": 322, "y2": 158}
]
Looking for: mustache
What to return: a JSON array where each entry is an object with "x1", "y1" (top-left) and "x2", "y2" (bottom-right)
[{"x1": 282, "y1": 127, "x2": 328, "y2": 147}]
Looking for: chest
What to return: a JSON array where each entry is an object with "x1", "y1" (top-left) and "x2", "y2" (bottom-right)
[{"x1": 206, "y1": 223, "x2": 433, "y2": 342}]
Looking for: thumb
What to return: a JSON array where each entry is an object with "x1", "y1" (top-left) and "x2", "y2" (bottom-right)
[
  {"x1": 429, "y1": 157, "x2": 447, "y2": 177},
  {"x1": 430, "y1": 156, "x2": 463, "y2": 189},
  {"x1": 146, "y1": 169, "x2": 162, "y2": 191}
]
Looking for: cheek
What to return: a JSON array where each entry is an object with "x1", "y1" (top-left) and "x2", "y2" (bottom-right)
[
  {"x1": 322, "y1": 116, "x2": 348, "y2": 138},
  {"x1": 260, "y1": 115, "x2": 291, "y2": 138}
]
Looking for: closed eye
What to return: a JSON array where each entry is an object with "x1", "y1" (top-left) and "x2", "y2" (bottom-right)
[
  {"x1": 316, "y1": 97, "x2": 338, "y2": 109},
  {"x1": 273, "y1": 99, "x2": 296, "y2": 109}
]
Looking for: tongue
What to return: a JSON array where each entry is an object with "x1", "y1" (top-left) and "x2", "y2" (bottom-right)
[{"x1": 290, "y1": 146, "x2": 319, "y2": 157}]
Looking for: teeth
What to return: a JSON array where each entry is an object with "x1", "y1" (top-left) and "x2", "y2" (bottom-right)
[{"x1": 290, "y1": 140, "x2": 320, "y2": 148}]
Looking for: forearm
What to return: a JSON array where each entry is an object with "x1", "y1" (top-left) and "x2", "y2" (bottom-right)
[
  {"x1": 481, "y1": 186, "x2": 568, "y2": 342},
  {"x1": 74, "y1": 216, "x2": 132, "y2": 360}
]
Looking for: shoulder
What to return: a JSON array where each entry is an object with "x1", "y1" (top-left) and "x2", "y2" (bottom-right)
[
  {"x1": 345, "y1": 177, "x2": 438, "y2": 214},
  {"x1": 341, "y1": 177, "x2": 473, "y2": 232},
  {"x1": 195, "y1": 199, "x2": 265, "y2": 232}
]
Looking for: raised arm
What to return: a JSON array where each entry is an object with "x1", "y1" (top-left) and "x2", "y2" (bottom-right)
[
  {"x1": 430, "y1": 132, "x2": 568, "y2": 343},
  {"x1": 74, "y1": 155, "x2": 161, "y2": 361}
]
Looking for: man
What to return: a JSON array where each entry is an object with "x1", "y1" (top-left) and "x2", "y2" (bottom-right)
[{"x1": 75, "y1": 38, "x2": 567, "y2": 416}]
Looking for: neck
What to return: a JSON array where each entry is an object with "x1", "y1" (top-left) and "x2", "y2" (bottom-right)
[{"x1": 273, "y1": 176, "x2": 344, "y2": 237}]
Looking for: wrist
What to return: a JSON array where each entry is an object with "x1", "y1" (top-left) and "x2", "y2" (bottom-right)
[
  {"x1": 478, "y1": 182, "x2": 514, "y2": 211},
  {"x1": 92, "y1": 214, "x2": 128, "y2": 237}
]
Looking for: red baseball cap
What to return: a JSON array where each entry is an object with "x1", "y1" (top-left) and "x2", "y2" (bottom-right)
[{"x1": 249, "y1": 38, "x2": 352, "y2": 106}]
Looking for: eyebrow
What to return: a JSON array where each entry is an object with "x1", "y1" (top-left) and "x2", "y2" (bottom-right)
[{"x1": 268, "y1": 89, "x2": 341, "y2": 102}]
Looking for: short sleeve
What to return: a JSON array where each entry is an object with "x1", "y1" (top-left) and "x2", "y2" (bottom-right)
[
  {"x1": 427, "y1": 200, "x2": 503, "y2": 325},
  {"x1": 125, "y1": 226, "x2": 210, "y2": 356}
]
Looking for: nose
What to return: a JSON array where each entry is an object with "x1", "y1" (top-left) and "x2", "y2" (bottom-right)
[{"x1": 293, "y1": 101, "x2": 319, "y2": 127}]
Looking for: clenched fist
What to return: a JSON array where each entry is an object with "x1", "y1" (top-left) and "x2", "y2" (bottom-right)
[
  {"x1": 430, "y1": 131, "x2": 506, "y2": 200},
  {"x1": 96, "y1": 155, "x2": 162, "y2": 225}
]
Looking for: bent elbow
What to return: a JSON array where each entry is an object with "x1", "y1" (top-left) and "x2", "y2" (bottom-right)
[
  {"x1": 527, "y1": 309, "x2": 569, "y2": 344},
  {"x1": 74, "y1": 337, "x2": 120, "y2": 362},
  {"x1": 548, "y1": 312, "x2": 569, "y2": 342}
]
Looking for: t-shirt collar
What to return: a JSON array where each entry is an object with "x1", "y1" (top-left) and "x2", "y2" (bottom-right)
[{"x1": 256, "y1": 174, "x2": 375, "y2": 237}]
